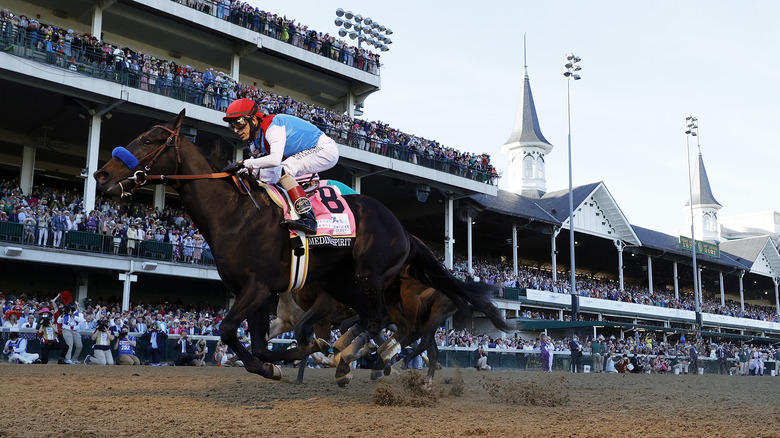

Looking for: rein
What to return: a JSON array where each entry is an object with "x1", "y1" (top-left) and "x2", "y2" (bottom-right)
[{"x1": 116, "y1": 124, "x2": 239, "y2": 197}]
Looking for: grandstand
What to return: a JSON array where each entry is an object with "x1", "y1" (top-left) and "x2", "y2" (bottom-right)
[{"x1": 0, "y1": 0, "x2": 778, "y2": 349}]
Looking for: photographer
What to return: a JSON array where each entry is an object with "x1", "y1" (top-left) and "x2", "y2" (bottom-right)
[
  {"x1": 57, "y1": 302, "x2": 84, "y2": 364},
  {"x1": 174, "y1": 331, "x2": 199, "y2": 366},
  {"x1": 4, "y1": 331, "x2": 40, "y2": 364},
  {"x1": 85, "y1": 318, "x2": 115, "y2": 365},
  {"x1": 115, "y1": 326, "x2": 140, "y2": 365},
  {"x1": 139, "y1": 323, "x2": 167, "y2": 366},
  {"x1": 36, "y1": 308, "x2": 68, "y2": 364}
]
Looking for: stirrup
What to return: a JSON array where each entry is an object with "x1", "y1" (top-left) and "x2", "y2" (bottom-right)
[{"x1": 282, "y1": 211, "x2": 317, "y2": 235}]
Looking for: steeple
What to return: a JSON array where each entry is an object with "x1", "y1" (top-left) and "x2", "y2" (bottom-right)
[
  {"x1": 501, "y1": 65, "x2": 553, "y2": 197},
  {"x1": 684, "y1": 148, "x2": 722, "y2": 243}
]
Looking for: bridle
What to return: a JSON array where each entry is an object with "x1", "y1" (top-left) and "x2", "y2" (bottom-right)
[{"x1": 116, "y1": 124, "x2": 232, "y2": 198}]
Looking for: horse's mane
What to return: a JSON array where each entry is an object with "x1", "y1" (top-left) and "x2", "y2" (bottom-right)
[{"x1": 191, "y1": 137, "x2": 234, "y2": 172}]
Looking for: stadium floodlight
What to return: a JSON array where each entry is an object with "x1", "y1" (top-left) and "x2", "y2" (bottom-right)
[
  {"x1": 335, "y1": 9, "x2": 394, "y2": 54},
  {"x1": 684, "y1": 114, "x2": 702, "y2": 328},
  {"x1": 338, "y1": 29, "x2": 347, "y2": 37},
  {"x1": 563, "y1": 53, "x2": 583, "y2": 301}
]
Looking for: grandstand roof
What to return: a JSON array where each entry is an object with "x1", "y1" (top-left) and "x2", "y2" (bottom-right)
[
  {"x1": 501, "y1": 67, "x2": 553, "y2": 155},
  {"x1": 720, "y1": 236, "x2": 780, "y2": 277}
]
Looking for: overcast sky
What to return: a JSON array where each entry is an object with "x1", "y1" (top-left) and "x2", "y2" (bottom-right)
[{"x1": 250, "y1": 0, "x2": 780, "y2": 235}]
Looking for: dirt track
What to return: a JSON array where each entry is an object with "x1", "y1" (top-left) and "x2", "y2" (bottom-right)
[{"x1": 0, "y1": 363, "x2": 777, "y2": 437}]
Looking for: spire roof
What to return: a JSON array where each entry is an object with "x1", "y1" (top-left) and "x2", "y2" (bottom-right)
[
  {"x1": 501, "y1": 67, "x2": 552, "y2": 154},
  {"x1": 687, "y1": 151, "x2": 721, "y2": 208}
]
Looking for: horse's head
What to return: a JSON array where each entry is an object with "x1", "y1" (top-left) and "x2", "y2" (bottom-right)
[{"x1": 94, "y1": 109, "x2": 186, "y2": 197}]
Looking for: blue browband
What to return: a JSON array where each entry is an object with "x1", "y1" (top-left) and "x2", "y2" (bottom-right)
[{"x1": 112, "y1": 147, "x2": 139, "y2": 171}]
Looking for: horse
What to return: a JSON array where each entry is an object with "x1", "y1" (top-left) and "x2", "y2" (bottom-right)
[{"x1": 94, "y1": 109, "x2": 510, "y2": 384}]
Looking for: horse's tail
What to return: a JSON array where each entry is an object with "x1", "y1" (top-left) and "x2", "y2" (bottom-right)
[{"x1": 405, "y1": 236, "x2": 511, "y2": 332}]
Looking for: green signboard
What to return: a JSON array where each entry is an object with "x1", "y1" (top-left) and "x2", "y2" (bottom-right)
[{"x1": 679, "y1": 236, "x2": 720, "y2": 258}]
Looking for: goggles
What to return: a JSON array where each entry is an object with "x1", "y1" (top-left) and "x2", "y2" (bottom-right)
[{"x1": 229, "y1": 116, "x2": 249, "y2": 129}]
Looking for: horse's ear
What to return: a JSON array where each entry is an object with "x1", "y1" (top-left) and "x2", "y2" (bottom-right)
[{"x1": 170, "y1": 109, "x2": 186, "y2": 130}]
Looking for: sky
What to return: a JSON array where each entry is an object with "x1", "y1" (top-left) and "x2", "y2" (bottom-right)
[{"x1": 248, "y1": 0, "x2": 780, "y2": 235}]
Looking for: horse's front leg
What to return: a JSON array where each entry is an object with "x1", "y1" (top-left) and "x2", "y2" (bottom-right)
[
  {"x1": 220, "y1": 285, "x2": 281, "y2": 380},
  {"x1": 247, "y1": 296, "x2": 276, "y2": 360}
]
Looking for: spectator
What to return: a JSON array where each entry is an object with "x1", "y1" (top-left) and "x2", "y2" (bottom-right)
[{"x1": 474, "y1": 345, "x2": 491, "y2": 371}]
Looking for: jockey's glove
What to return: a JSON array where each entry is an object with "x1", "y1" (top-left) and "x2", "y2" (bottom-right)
[{"x1": 221, "y1": 160, "x2": 245, "y2": 173}]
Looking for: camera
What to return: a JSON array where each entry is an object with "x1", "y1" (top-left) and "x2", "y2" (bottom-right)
[
  {"x1": 97, "y1": 320, "x2": 109, "y2": 331},
  {"x1": 39, "y1": 317, "x2": 51, "y2": 327},
  {"x1": 119, "y1": 332, "x2": 127, "y2": 339}
]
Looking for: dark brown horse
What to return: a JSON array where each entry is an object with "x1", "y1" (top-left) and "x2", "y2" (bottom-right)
[{"x1": 94, "y1": 110, "x2": 510, "y2": 383}]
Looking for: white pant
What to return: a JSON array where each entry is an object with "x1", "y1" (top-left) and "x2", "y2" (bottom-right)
[
  {"x1": 281, "y1": 135, "x2": 339, "y2": 178},
  {"x1": 62, "y1": 329, "x2": 82, "y2": 361},
  {"x1": 477, "y1": 356, "x2": 491, "y2": 370},
  {"x1": 88, "y1": 348, "x2": 114, "y2": 365},
  {"x1": 9, "y1": 352, "x2": 39, "y2": 364}
]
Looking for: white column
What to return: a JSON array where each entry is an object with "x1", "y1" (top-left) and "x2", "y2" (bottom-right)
[
  {"x1": 673, "y1": 262, "x2": 679, "y2": 300},
  {"x1": 614, "y1": 240, "x2": 624, "y2": 292},
  {"x1": 91, "y1": 4, "x2": 103, "y2": 41},
  {"x1": 351, "y1": 174, "x2": 361, "y2": 194},
  {"x1": 83, "y1": 115, "x2": 101, "y2": 213},
  {"x1": 120, "y1": 261, "x2": 135, "y2": 313},
  {"x1": 443, "y1": 196, "x2": 454, "y2": 270},
  {"x1": 231, "y1": 52, "x2": 241, "y2": 82},
  {"x1": 551, "y1": 228, "x2": 560, "y2": 282},
  {"x1": 346, "y1": 93, "x2": 356, "y2": 118},
  {"x1": 739, "y1": 271, "x2": 745, "y2": 311},
  {"x1": 719, "y1": 272, "x2": 725, "y2": 307},
  {"x1": 512, "y1": 222, "x2": 518, "y2": 277},
  {"x1": 647, "y1": 255, "x2": 653, "y2": 294},
  {"x1": 20, "y1": 146, "x2": 35, "y2": 195},
  {"x1": 774, "y1": 278, "x2": 779, "y2": 316},
  {"x1": 77, "y1": 271, "x2": 89, "y2": 307},
  {"x1": 698, "y1": 267, "x2": 703, "y2": 305},
  {"x1": 467, "y1": 217, "x2": 473, "y2": 275},
  {"x1": 154, "y1": 185, "x2": 165, "y2": 212}
]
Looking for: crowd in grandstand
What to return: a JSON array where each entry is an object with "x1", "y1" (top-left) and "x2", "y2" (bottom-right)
[
  {"x1": 449, "y1": 256, "x2": 780, "y2": 322},
  {"x1": 0, "y1": 178, "x2": 212, "y2": 263},
  {"x1": 2, "y1": 175, "x2": 779, "y2": 322},
  {"x1": 172, "y1": 0, "x2": 381, "y2": 75},
  {"x1": 0, "y1": 7, "x2": 498, "y2": 184}
]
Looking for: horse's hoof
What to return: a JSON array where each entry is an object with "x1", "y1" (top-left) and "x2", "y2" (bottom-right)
[
  {"x1": 270, "y1": 363, "x2": 282, "y2": 380},
  {"x1": 370, "y1": 370, "x2": 384, "y2": 381},
  {"x1": 383, "y1": 363, "x2": 393, "y2": 376},
  {"x1": 336, "y1": 373, "x2": 352, "y2": 387}
]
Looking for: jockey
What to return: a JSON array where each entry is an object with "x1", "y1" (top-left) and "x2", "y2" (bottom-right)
[{"x1": 221, "y1": 98, "x2": 339, "y2": 235}]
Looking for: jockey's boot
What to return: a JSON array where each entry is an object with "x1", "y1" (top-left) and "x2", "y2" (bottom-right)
[{"x1": 280, "y1": 174, "x2": 317, "y2": 235}]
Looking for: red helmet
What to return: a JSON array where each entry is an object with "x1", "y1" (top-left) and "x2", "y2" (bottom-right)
[{"x1": 223, "y1": 98, "x2": 260, "y2": 122}]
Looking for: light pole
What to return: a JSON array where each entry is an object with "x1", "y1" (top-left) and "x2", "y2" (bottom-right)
[
  {"x1": 335, "y1": 8, "x2": 392, "y2": 52},
  {"x1": 564, "y1": 53, "x2": 582, "y2": 298},
  {"x1": 685, "y1": 115, "x2": 702, "y2": 328}
]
